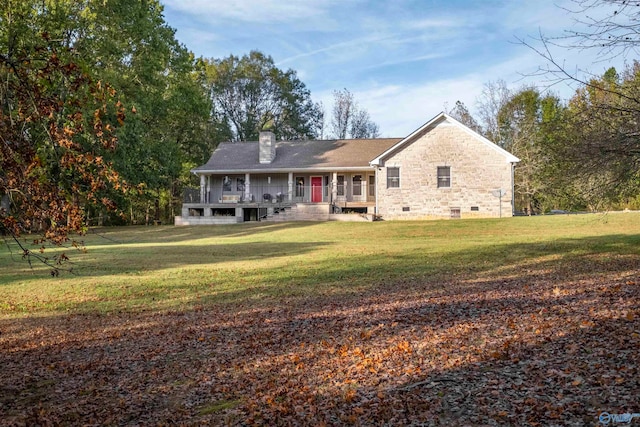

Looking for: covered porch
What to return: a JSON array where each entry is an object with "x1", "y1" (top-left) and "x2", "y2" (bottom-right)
[
  {"x1": 196, "y1": 171, "x2": 376, "y2": 205},
  {"x1": 178, "y1": 170, "x2": 378, "y2": 224}
]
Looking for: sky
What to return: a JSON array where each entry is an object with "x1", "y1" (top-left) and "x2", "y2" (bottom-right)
[{"x1": 160, "y1": 0, "x2": 625, "y2": 137}]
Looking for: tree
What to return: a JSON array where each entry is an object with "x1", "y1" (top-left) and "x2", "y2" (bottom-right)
[
  {"x1": 557, "y1": 64, "x2": 640, "y2": 209},
  {"x1": 74, "y1": 0, "x2": 215, "y2": 225},
  {"x1": 523, "y1": 1, "x2": 640, "y2": 208},
  {"x1": 0, "y1": 31, "x2": 125, "y2": 250},
  {"x1": 496, "y1": 88, "x2": 566, "y2": 214},
  {"x1": 448, "y1": 100, "x2": 482, "y2": 133},
  {"x1": 46, "y1": 0, "x2": 214, "y2": 224},
  {"x1": 313, "y1": 101, "x2": 326, "y2": 139},
  {"x1": 0, "y1": 0, "x2": 216, "y2": 229},
  {"x1": 476, "y1": 80, "x2": 511, "y2": 144},
  {"x1": 204, "y1": 51, "x2": 323, "y2": 142},
  {"x1": 527, "y1": 1, "x2": 640, "y2": 79},
  {"x1": 559, "y1": 0, "x2": 640, "y2": 58},
  {"x1": 475, "y1": 79, "x2": 583, "y2": 213},
  {"x1": 329, "y1": 89, "x2": 380, "y2": 139}
]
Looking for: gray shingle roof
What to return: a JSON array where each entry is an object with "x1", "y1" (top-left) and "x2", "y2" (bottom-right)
[{"x1": 193, "y1": 138, "x2": 403, "y2": 173}]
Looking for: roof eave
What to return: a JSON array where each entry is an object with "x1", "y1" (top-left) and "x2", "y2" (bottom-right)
[{"x1": 192, "y1": 166, "x2": 376, "y2": 175}]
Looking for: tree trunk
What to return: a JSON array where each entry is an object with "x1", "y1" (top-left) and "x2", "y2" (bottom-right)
[{"x1": 154, "y1": 196, "x2": 160, "y2": 224}]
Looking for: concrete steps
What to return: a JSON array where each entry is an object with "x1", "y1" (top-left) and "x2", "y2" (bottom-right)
[
  {"x1": 263, "y1": 204, "x2": 373, "y2": 222},
  {"x1": 265, "y1": 205, "x2": 330, "y2": 222}
]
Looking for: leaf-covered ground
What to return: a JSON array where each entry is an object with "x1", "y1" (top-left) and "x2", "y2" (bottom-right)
[
  {"x1": 1, "y1": 219, "x2": 639, "y2": 425},
  {"x1": 2, "y1": 259, "x2": 638, "y2": 425}
]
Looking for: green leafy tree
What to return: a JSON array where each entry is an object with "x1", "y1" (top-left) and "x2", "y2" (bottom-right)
[
  {"x1": 75, "y1": 0, "x2": 215, "y2": 224},
  {"x1": 559, "y1": 64, "x2": 640, "y2": 209},
  {"x1": 497, "y1": 88, "x2": 565, "y2": 214},
  {"x1": 204, "y1": 51, "x2": 323, "y2": 142},
  {"x1": 11, "y1": 0, "x2": 216, "y2": 224}
]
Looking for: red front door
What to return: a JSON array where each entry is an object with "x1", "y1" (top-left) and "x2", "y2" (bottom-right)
[{"x1": 311, "y1": 177, "x2": 323, "y2": 203}]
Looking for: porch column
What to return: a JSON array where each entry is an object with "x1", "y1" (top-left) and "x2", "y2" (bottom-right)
[
  {"x1": 375, "y1": 168, "x2": 379, "y2": 214},
  {"x1": 199, "y1": 174, "x2": 206, "y2": 203},
  {"x1": 245, "y1": 173, "x2": 251, "y2": 202},
  {"x1": 288, "y1": 172, "x2": 293, "y2": 201},
  {"x1": 331, "y1": 172, "x2": 337, "y2": 204}
]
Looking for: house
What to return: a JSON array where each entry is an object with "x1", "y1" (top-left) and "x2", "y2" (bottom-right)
[{"x1": 175, "y1": 112, "x2": 520, "y2": 225}]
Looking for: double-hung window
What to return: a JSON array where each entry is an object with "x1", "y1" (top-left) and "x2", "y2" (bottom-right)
[
  {"x1": 387, "y1": 167, "x2": 400, "y2": 188},
  {"x1": 295, "y1": 177, "x2": 305, "y2": 197},
  {"x1": 368, "y1": 176, "x2": 375, "y2": 197},
  {"x1": 437, "y1": 166, "x2": 451, "y2": 188},
  {"x1": 352, "y1": 175, "x2": 362, "y2": 196},
  {"x1": 337, "y1": 175, "x2": 345, "y2": 196}
]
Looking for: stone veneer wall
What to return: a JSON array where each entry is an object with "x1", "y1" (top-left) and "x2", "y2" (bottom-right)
[{"x1": 376, "y1": 121, "x2": 514, "y2": 219}]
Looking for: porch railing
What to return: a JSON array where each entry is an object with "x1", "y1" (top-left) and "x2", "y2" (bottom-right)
[
  {"x1": 183, "y1": 188, "x2": 201, "y2": 203},
  {"x1": 183, "y1": 184, "x2": 374, "y2": 204}
]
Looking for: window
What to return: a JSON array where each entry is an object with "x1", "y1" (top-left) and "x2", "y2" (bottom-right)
[
  {"x1": 337, "y1": 175, "x2": 345, "y2": 196},
  {"x1": 222, "y1": 176, "x2": 231, "y2": 191},
  {"x1": 450, "y1": 208, "x2": 461, "y2": 218},
  {"x1": 437, "y1": 166, "x2": 451, "y2": 188},
  {"x1": 387, "y1": 167, "x2": 400, "y2": 188},
  {"x1": 236, "y1": 177, "x2": 245, "y2": 192},
  {"x1": 471, "y1": 206, "x2": 479, "y2": 211},
  {"x1": 295, "y1": 177, "x2": 305, "y2": 197},
  {"x1": 353, "y1": 175, "x2": 362, "y2": 196},
  {"x1": 368, "y1": 176, "x2": 375, "y2": 197}
]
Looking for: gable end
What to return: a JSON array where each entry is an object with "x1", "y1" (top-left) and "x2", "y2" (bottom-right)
[{"x1": 370, "y1": 112, "x2": 519, "y2": 166}]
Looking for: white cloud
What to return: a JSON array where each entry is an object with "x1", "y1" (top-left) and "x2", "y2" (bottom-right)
[
  {"x1": 276, "y1": 34, "x2": 392, "y2": 66},
  {"x1": 173, "y1": 27, "x2": 221, "y2": 50},
  {"x1": 405, "y1": 18, "x2": 459, "y2": 30},
  {"x1": 361, "y1": 52, "x2": 450, "y2": 71}
]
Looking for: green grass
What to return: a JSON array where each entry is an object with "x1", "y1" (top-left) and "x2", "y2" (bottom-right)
[
  {"x1": 197, "y1": 400, "x2": 242, "y2": 415},
  {"x1": 1, "y1": 213, "x2": 639, "y2": 315}
]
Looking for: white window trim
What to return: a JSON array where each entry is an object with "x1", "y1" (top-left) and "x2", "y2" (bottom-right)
[
  {"x1": 437, "y1": 166, "x2": 451, "y2": 189},
  {"x1": 387, "y1": 166, "x2": 400, "y2": 189}
]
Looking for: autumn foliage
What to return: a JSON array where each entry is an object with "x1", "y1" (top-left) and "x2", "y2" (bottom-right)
[{"x1": 0, "y1": 35, "x2": 125, "y2": 245}]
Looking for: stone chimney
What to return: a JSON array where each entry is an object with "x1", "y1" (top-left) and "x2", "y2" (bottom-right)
[{"x1": 259, "y1": 131, "x2": 276, "y2": 164}]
